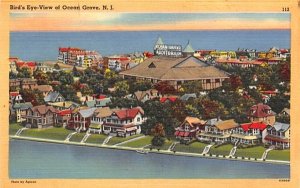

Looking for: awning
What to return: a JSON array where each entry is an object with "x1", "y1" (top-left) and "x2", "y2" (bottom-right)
[{"x1": 174, "y1": 131, "x2": 179, "y2": 136}]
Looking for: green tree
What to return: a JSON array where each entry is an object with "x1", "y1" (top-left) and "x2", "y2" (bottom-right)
[
  {"x1": 180, "y1": 80, "x2": 203, "y2": 94},
  {"x1": 33, "y1": 70, "x2": 49, "y2": 85},
  {"x1": 17, "y1": 67, "x2": 32, "y2": 78},
  {"x1": 151, "y1": 136, "x2": 165, "y2": 147},
  {"x1": 20, "y1": 89, "x2": 44, "y2": 106},
  {"x1": 114, "y1": 80, "x2": 130, "y2": 97}
]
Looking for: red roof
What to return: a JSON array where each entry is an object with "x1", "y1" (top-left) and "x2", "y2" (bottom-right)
[
  {"x1": 57, "y1": 109, "x2": 72, "y2": 116},
  {"x1": 59, "y1": 47, "x2": 83, "y2": 52},
  {"x1": 10, "y1": 92, "x2": 19, "y2": 97},
  {"x1": 16, "y1": 61, "x2": 36, "y2": 68},
  {"x1": 249, "y1": 103, "x2": 275, "y2": 118},
  {"x1": 160, "y1": 97, "x2": 177, "y2": 103},
  {"x1": 241, "y1": 122, "x2": 267, "y2": 131},
  {"x1": 113, "y1": 107, "x2": 143, "y2": 120}
]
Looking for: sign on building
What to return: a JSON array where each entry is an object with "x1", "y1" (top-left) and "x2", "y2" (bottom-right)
[{"x1": 154, "y1": 44, "x2": 182, "y2": 57}]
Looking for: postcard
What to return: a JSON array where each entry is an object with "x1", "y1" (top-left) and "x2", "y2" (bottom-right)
[{"x1": 0, "y1": 0, "x2": 299, "y2": 188}]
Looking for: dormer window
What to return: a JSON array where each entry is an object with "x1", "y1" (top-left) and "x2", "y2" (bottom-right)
[{"x1": 148, "y1": 62, "x2": 156, "y2": 68}]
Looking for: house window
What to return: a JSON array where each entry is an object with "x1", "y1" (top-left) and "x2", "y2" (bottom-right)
[
  {"x1": 206, "y1": 79, "x2": 211, "y2": 83},
  {"x1": 215, "y1": 79, "x2": 220, "y2": 83},
  {"x1": 137, "y1": 117, "x2": 141, "y2": 122}
]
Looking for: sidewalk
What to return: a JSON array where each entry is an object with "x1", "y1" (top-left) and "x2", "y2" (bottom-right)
[{"x1": 9, "y1": 135, "x2": 290, "y2": 165}]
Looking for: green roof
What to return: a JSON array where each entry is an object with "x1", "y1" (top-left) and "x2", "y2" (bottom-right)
[
  {"x1": 183, "y1": 41, "x2": 195, "y2": 53},
  {"x1": 155, "y1": 37, "x2": 164, "y2": 46},
  {"x1": 13, "y1": 102, "x2": 32, "y2": 110}
]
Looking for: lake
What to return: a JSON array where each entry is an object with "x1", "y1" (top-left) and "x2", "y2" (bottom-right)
[{"x1": 9, "y1": 139, "x2": 290, "y2": 179}]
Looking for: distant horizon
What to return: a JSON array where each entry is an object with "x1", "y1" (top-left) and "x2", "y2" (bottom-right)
[{"x1": 10, "y1": 13, "x2": 290, "y2": 31}]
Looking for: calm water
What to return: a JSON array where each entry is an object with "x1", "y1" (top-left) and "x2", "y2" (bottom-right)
[
  {"x1": 9, "y1": 139, "x2": 289, "y2": 179},
  {"x1": 10, "y1": 30, "x2": 290, "y2": 61}
]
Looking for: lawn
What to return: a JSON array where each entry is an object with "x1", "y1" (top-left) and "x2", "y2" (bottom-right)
[
  {"x1": 209, "y1": 144, "x2": 234, "y2": 156},
  {"x1": 69, "y1": 133, "x2": 86, "y2": 142},
  {"x1": 145, "y1": 139, "x2": 174, "y2": 151},
  {"x1": 120, "y1": 136, "x2": 153, "y2": 148},
  {"x1": 86, "y1": 134, "x2": 108, "y2": 144},
  {"x1": 174, "y1": 142, "x2": 208, "y2": 154},
  {"x1": 235, "y1": 146, "x2": 266, "y2": 159},
  {"x1": 21, "y1": 127, "x2": 73, "y2": 140},
  {"x1": 267, "y1": 149, "x2": 290, "y2": 161},
  {"x1": 106, "y1": 134, "x2": 143, "y2": 145},
  {"x1": 9, "y1": 123, "x2": 23, "y2": 135}
]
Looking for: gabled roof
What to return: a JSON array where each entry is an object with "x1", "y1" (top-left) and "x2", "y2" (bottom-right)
[
  {"x1": 57, "y1": 109, "x2": 72, "y2": 116},
  {"x1": 154, "y1": 37, "x2": 164, "y2": 46},
  {"x1": 240, "y1": 122, "x2": 267, "y2": 131},
  {"x1": 30, "y1": 105, "x2": 57, "y2": 115},
  {"x1": 215, "y1": 119, "x2": 238, "y2": 130},
  {"x1": 134, "y1": 89, "x2": 158, "y2": 101},
  {"x1": 112, "y1": 107, "x2": 144, "y2": 120},
  {"x1": 182, "y1": 116, "x2": 206, "y2": 127},
  {"x1": 280, "y1": 108, "x2": 290, "y2": 115},
  {"x1": 268, "y1": 122, "x2": 290, "y2": 132},
  {"x1": 86, "y1": 98, "x2": 111, "y2": 108},
  {"x1": 183, "y1": 41, "x2": 194, "y2": 53},
  {"x1": 94, "y1": 107, "x2": 113, "y2": 118},
  {"x1": 13, "y1": 102, "x2": 33, "y2": 110},
  {"x1": 44, "y1": 91, "x2": 64, "y2": 103},
  {"x1": 160, "y1": 96, "x2": 178, "y2": 103},
  {"x1": 79, "y1": 107, "x2": 97, "y2": 118},
  {"x1": 249, "y1": 103, "x2": 276, "y2": 118},
  {"x1": 48, "y1": 101, "x2": 79, "y2": 108}
]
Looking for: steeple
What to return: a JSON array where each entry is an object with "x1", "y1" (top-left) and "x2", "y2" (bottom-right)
[
  {"x1": 182, "y1": 40, "x2": 195, "y2": 57},
  {"x1": 155, "y1": 36, "x2": 164, "y2": 46}
]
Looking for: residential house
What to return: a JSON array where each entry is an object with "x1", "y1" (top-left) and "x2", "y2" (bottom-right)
[
  {"x1": 48, "y1": 101, "x2": 80, "y2": 111},
  {"x1": 12, "y1": 102, "x2": 33, "y2": 122},
  {"x1": 25, "y1": 105, "x2": 57, "y2": 128},
  {"x1": 198, "y1": 119, "x2": 238, "y2": 144},
  {"x1": 279, "y1": 108, "x2": 290, "y2": 116},
  {"x1": 131, "y1": 89, "x2": 160, "y2": 102},
  {"x1": 9, "y1": 78, "x2": 38, "y2": 90},
  {"x1": 56, "y1": 109, "x2": 72, "y2": 127},
  {"x1": 36, "y1": 62, "x2": 54, "y2": 73},
  {"x1": 231, "y1": 122, "x2": 268, "y2": 145},
  {"x1": 248, "y1": 103, "x2": 276, "y2": 125},
  {"x1": 16, "y1": 61, "x2": 37, "y2": 73},
  {"x1": 264, "y1": 122, "x2": 290, "y2": 149},
  {"x1": 90, "y1": 107, "x2": 113, "y2": 134},
  {"x1": 67, "y1": 107, "x2": 97, "y2": 132},
  {"x1": 174, "y1": 117, "x2": 206, "y2": 142},
  {"x1": 86, "y1": 98, "x2": 112, "y2": 108},
  {"x1": 9, "y1": 60, "x2": 18, "y2": 74},
  {"x1": 102, "y1": 107, "x2": 146, "y2": 137},
  {"x1": 44, "y1": 91, "x2": 65, "y2": 103},
  {"x1": 160, "y1": 96, "x2": 178, "y2": 103}
]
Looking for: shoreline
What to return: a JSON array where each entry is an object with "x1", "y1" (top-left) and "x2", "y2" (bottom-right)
[{"x1": 9, "y1": 135, "x2": 290, "y2": 166}]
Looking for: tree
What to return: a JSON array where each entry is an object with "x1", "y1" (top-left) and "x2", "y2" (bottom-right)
[
  {"x1": 9, "y1": 71, "x2": 18, "y2": 79},
  {"x1": 154, "y1": 81, "x2": 176, "y2": 95},
  {"x1": 17, "y1": 67, "x2": 32, "y2": 78},
  {"x1": 267, "y1": 94, "x2": 290, "y2": 114},
  {"x1": 151, "y1": 136, "x2": 165, "y2": 147},
  {"x1": 195, "y1": 97, "x2": 228, "y2": 119},
  {"x1": 58, "y1": 71, "x2": 74, "y2": 85},
  {"x1": 33, "y1": 70, "x2": 49, "y2": 85},
  {"x1": 180, "y1": 80, "x2": 202, "y2": 94},
  {"x1": 114, "y1": 80, "x2": 130, "y2": 97},
  {"x1": 20, "y1": 89, "x2": 44, "y2": 106},
  {"x1": 72, "y1": 66, "x2": 81, "y2": 77},
  {"x1": 129, "y1": 80, "x2": 152, "y2": 93},
  {"x1": 151, "y1": 123, "x2": 165, "y2": 137},
  {"x1": 222, "y1": 75, "x2": 243, "y2": 91}
]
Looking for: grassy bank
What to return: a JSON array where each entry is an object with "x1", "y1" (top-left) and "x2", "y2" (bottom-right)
[
  {"x1": 267, "y1": 149, "x2": 290, "y2": 161},
  {"x1": 86, "y1": 134, "x2": 108, "y2": 144},
  {"x1": 235, "y1": 146, "x2": 266, "y2": 159},
  {"x1": 69, "y1": 133, "x2": 86, "y2": 142},
  {"x1": 21, "y1": 127, "x2": 73, "y2": 140},
  {"x1": 120, "y1": 136, "x2": 153, "y2": 148},
  {"x1": 106, "y1": 134, "x2": 143, "y2": 145},
  {"x1": 209, "y1": 144, "x2": 233, "y2": 156},
  {"x1": 174, "y1": 142, "x2": 208, "y2": 154},
  {"x1": 9, "y1": 123, "x2": 23, "y2": 135}
]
